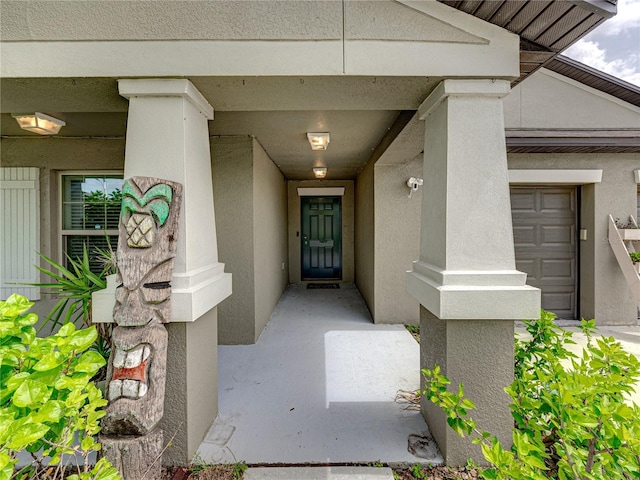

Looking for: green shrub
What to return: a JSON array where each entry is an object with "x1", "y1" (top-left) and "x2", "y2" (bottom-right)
[
  {"x1": 421, "y1": 310, "x2": 640, "y2": 479},
  {"x1": 0, "y1": 294, "x2": 119, "y2": 480}
]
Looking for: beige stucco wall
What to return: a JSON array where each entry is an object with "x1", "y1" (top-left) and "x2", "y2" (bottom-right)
[
  {"x1": 503, "y1": 69, "x2": 640, "y2": 325},
  {"x1": 504, "y1": 69, "x2": 640, "y2": 129},
  {"x1": 365, "y1": 72, "x2": 640, "y2": 327},
  {"x1": 509, "y1": 153, "x2": 640, "y2": 326},
  {"x1": 0, "y1": 137, "x2": 125, "y2": 318},
  {"x1": 354, "y1": 159, "x2": 375, "y2": 317},
  {"x1": 373, "y1": 155, "x2": 422, "y2": 324},
  {"x1": 252, "y1": 138, "x2": 289, "y2": 342},
  {"x1": 288, "y1": 180, "x2": 354, "y2": 284},
  {"x1": 163, "y1": 309, "x2": 218, "y2": 465},
  {"x1": 2, "y1": 133, "x2": 289, "y2": 345},
  {"x1": 2, "y1": 0, "x2": 518, "y2": 79},
  {"x1": 0, "y1": 1, "x2": 343, "y2": 41},
  {"x1": 359, "y1": 147, "x2": 639, "y2": 327},
  {"x1": 212, "y1": 136, "x2": 288, "y2": 344},
  {"x1": 211, "y1": 137, "x2": 255, "y2": 344}
]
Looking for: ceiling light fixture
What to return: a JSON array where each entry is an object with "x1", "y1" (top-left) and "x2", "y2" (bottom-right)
[
  {"x1": 12, "y1": 112, "x2": 66, "y2": 135},
  {"x1": 307, "y1": 132, "x2": 330, "y2": 151},
  {"x1": 313, "y1": 167, "x2": 328, "y2": 179}
]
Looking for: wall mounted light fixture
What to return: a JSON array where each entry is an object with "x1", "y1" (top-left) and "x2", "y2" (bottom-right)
[
  {"x1": 407, "y1": 177, "x2": 423, "y2": 198},
  {"x1": 307, "y1": 132, "x2": 330, "y2": 151},
  {"x1": 12, "y1": 112, "x2": 66, "y2": 135},
  {"x1": 313, "y1": 167, "x2": 328, "y2": 178}
]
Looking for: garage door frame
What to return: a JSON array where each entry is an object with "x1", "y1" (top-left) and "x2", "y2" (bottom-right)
[{"x1": 510, "y1": 185, "x2": 579, "y2": 319}]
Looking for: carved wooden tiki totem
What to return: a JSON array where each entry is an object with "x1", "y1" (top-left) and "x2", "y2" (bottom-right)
[{"x1": 100, "y1": 177, "x2": 182, "y2": 480}]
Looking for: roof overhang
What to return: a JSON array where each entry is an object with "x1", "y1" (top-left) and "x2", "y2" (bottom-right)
[
  {"x1": 437, "y1": 0, "x2": 618, "y2": 85},
  {"x1": 506, "y1": 129, "x2": 640, "y2": 153}
]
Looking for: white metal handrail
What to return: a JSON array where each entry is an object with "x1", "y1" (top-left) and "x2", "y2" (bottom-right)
[{"x1": 608, "y1": 215, "x2": 640, "y2": 308}]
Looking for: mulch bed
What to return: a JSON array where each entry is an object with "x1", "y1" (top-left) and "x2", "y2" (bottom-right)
[
  {"x1": 162, "y1": 465, "x2": 480, "y2": 480},
  {"x1": 392, "y1": 465, "x2": 480, "y2": 479}
]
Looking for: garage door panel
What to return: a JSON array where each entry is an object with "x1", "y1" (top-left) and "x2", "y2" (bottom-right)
[
  {"x1": 541, "y1": 225, "x2": 575, "y2": 245},
  {"x1": 513, "y1": 225, "x2": 537, "y2": 245},
  {"x1": 542, "y1": 291, "x2": 575, "y2": 316},
  {"x1": 540, "y1": 191, "x2": 575, "y2": 212},
  {"x1": 541, "y1": 258, "x2": 576, "y2": 281},
  {"x1": 511, "y1": 186, "x2": 577, "y2": 319},
  {"x1": 510, "y1": 190, "x2": 537, "y2": 211}
]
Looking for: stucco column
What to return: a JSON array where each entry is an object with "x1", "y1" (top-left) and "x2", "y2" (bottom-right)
[
  {"x1": 406, "y1": 79, "x2": 540, "y2": 465},
  {"x1": 118, "y1": 79, "x2": 232, "y2": 465}
]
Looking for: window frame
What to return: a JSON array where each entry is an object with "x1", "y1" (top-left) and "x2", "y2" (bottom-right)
[{"x1": 58, "y1": 171, "x2": 124, "y2": 270}]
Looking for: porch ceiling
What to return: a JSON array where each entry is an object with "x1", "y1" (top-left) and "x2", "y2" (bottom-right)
[{"x1": 0, "y1": 76, "x2": 438, "y2": 180}]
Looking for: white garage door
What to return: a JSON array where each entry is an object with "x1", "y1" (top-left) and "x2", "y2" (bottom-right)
[{"x1": 511, "y1": 187, "x2": 578, "y2": 319}]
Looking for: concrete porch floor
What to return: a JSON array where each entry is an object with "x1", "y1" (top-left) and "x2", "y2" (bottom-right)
[{"x1": 197, "y1": 284, "x2": 441, "y2": 465}]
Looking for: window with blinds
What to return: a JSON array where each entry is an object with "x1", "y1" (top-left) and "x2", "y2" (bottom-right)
[{"x1": 61, "y1": 174, "x2": 123, "y2": 274}]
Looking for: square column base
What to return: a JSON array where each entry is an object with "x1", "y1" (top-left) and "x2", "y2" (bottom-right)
[
  {"x1": 160, "y1": 307, "x2": 218, "y2": 465},
  {"x1": 420, "y1": 307, "x2": 514, "y2": 466},
  {"x1": 406, "y1": 263, "x2": 540, "y2": 320}
]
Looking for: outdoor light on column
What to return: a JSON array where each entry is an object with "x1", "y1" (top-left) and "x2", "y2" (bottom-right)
[
  {"x1": 307, "y1": 132, "x2": 330, "y2": 150},
  {"x1": 12, "y1": 112, "x2": 66, "y2": 135},
  {"x1": 313, "y1": 167, "x2": 328, "y2": 178}
]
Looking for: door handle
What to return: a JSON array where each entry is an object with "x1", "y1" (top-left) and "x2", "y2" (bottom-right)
[{"x1": 303, "y1": 234, "x2": 309, "y2": 246}]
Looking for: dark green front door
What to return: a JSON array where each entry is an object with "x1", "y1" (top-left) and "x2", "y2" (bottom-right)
[{"x1": 301, "y1": 197, "x2": 342, "y2": 279}]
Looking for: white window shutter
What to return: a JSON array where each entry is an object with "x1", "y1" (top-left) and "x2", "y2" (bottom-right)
[{"x1": 1, "y1": 167, "x2": 40, "y2": 300}]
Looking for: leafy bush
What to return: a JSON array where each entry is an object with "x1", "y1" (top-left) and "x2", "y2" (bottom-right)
[
  {"x1": 421, "y1": 310, "x2": 640, "y2": 479},
  {"x1": 0, "y1": 294, "x2": 119, "y2": 480}
]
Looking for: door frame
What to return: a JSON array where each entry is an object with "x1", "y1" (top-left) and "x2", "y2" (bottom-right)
[
  {"x1": 300, "y1": 196, "x2": 342, "y2": 281},
  {"x1": 287, "y1": 181, "x2": 354, "y2": 284}
]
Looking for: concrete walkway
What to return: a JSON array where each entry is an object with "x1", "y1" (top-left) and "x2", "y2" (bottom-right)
[
  {"x1": 196, "y1": 283, "x2": 640, "y2": 467},
  {"x1": 244, "y1": 467, "x2": 395, "y2": 480},
  {"x1": 197, "y1": 284, "x2": 441, "y2": 465}
]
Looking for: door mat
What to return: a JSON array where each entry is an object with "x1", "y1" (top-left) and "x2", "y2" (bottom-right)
[{"x1": 307, "y1": 283, "x2": 340, "y2": 289}]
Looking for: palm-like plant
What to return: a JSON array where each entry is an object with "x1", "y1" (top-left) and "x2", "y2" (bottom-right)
[{"x1": 30, "y1": 244, "x2": 113, "y2": 359}]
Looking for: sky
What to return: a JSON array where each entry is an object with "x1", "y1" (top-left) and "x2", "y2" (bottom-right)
[{"x1": 564, "y1": 0, "x2": 640, "y2": 86}]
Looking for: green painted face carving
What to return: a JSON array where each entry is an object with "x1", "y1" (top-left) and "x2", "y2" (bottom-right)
[{"x1": 121, "y1": 180, "x2": 174, "y2": 249}]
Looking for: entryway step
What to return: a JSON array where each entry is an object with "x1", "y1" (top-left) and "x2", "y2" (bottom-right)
[{"x1": 244, "y1": 467, "x2": 394, "y2": 480}]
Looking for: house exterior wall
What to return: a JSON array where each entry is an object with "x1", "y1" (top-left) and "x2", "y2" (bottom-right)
[
  {"x1": 364, "y1": 67, "x2": 640, "y2": 327},
  {"x1": 355, "y1": 159, "x2": 375, "y2": 317},
  {"x1": 211, "y1": 137, "x2": 255, "y2": 344},
  {"x1": 163, "y1": 310, "x2": 218, "y2": 465},
  {"x1": 504, "y1": 69, "x2": 640, "y2": 129},
  {"x1": 252, "y1": 138, "x2": 289, "y2": 343},
  {"x1": 1, "y1": 0, "x2": 518, "y2": 78},
  {"x1": 0, "y1": 137, "x2": 125, "y2": 318},
  {"x1": 211, "y1": 136, "x2": 288, "y2": 344},
  {"x1": 503, "y1": 68, "x2": 640, "y2": 325},
  {"x1": 288, "y1": 180, "x2": 354, "y2": 284},
  {"x1": 373, "y1": 155, "x2": 422, "y2": 324},
  {"x1": 0, "y1": 1, "x2": 342, "y2": 42},
  {"x1": 367, "y1": 152, "x2": 640, "y2": 327},
  {"x1": 509, "y1": 153, "x2": 640, "y2": 325}
]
